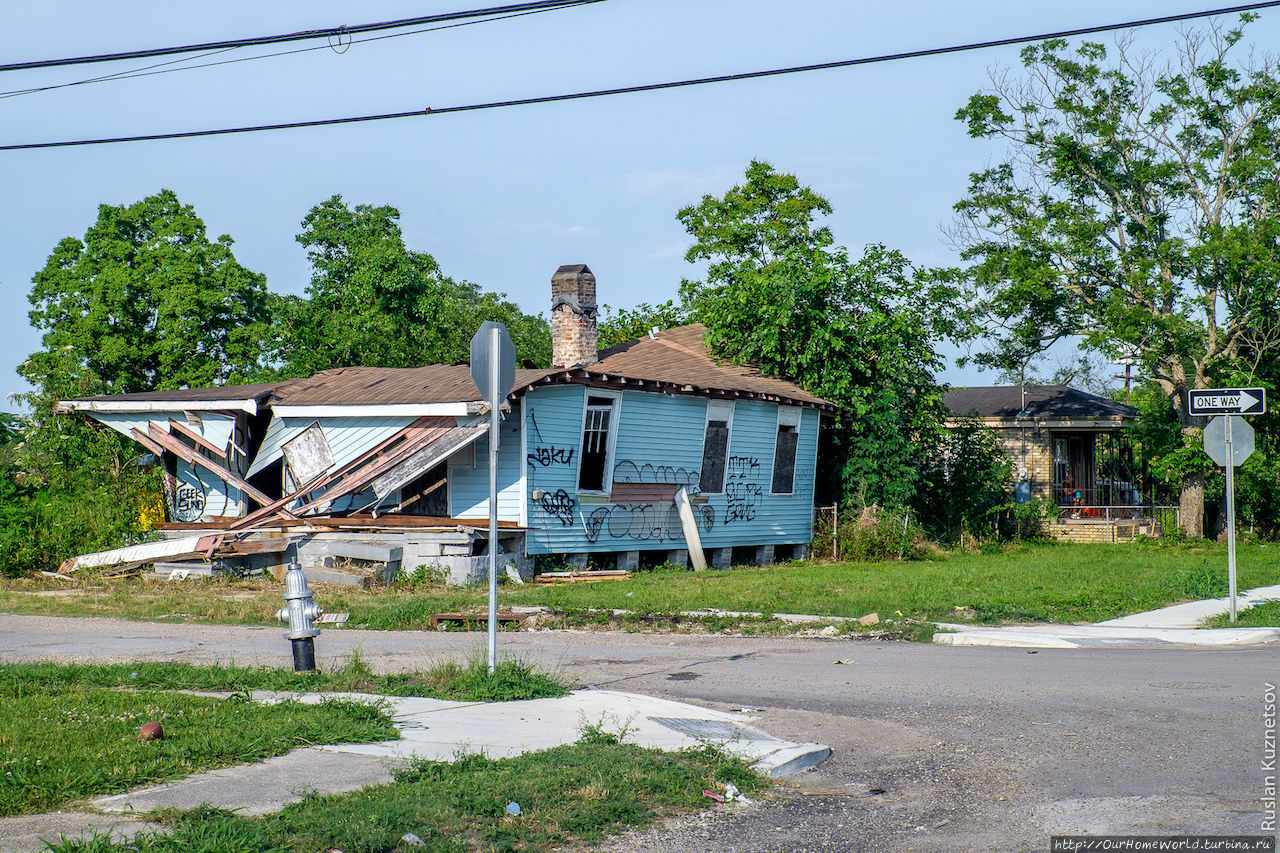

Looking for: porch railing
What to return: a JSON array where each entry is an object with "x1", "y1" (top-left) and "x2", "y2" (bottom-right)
[{"x1": 1054, "y1": 504, "x2": 1179, "y2": 529}]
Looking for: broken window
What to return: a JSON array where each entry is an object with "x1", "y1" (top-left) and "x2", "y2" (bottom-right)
[
  {"x1": 578, "y1": 393, "x2": 618, "y2": 492},
  {"x1": 771, "y1": 407, "x2": 802, "y2": 495},
  {"x1": 699, "y1": 400, "x2": 733, "y2": 493}
]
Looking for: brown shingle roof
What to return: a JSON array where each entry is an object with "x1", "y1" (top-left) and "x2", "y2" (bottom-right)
[
  {"x1": 64, "y1": 324, "x2": 833, "y2": 411},
  {"x1": 515, "y1": 324, "x2": 834, "y2": 410},
  {"x1": 270, "y1": 364, "x2": 509, "y2": 406}
]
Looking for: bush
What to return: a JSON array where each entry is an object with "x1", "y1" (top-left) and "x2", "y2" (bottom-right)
[{"x1": 813, "y1": 504, "x2": 931, "y2": 562}]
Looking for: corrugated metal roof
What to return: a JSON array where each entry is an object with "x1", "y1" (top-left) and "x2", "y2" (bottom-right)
[{"x1": 943, "y1": 385, "x2": 1137, "y2": 420}]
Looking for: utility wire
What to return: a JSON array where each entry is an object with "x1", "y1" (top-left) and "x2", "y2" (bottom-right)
[
  {"x1": 0, "y1": 2, "x2": 596, "y2": 100},
  {"x1": 0, "y1": 0, "x2": 604, "y2": 73},
  {"x1": 3, "y1": 0, "x2": 1278, "y2": 152}
]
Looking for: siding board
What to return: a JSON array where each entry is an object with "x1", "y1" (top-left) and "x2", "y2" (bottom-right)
[{"x1": 524, "y1": 389, "x2": 819, "y2": 555}]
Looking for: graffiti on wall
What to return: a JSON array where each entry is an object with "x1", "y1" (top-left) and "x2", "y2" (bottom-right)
[
  {"x1": 172, "y1": 482, "x2": 208, "y2": 522},
  {"x1": 612, "y1": 460, "x2": 699, "y2": 488},
  {"x1": 538, "y1": 488, "x2": 577, "y2": 525},
  {"x1": 583, "y1": 502, "x2": 715, "y2": 543},
  {"x1": 724, "y1": 455, "x2": 762, "y2": 524},
  {"x1": 528, "y1": 446, "x2": 574, "y2": 468}
]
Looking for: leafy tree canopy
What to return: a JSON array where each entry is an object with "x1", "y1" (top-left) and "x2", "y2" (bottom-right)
[
  {"x1": 678, "y1": 161, "x2": 961, "y2": 507},
  {"x1": 26, "y1": 189, "x2": 272, "y2": 395},
  {"x1": 598, "y1": 300, "x2": 690, "y2": 349},
  {"x1": 950, "y1": 19, "x2": 1280, "y2": 533},
  {"x1": 279, "y1": 195, "x2": 549, "y2": 375}
]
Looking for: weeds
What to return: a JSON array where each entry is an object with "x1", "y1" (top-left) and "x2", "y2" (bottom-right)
[{"x1": 49, "y1": 741, "x2": 767, "y2": 853}]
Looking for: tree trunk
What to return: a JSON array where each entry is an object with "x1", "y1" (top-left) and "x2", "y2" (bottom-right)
[{"x1": 1180, "y1": 470, "x2": 1205, "y2": 538}]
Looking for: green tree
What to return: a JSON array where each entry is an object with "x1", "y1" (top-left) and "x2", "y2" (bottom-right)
[
  {"x1": 26, "y1": 189, "x2": 272, "y2": 394},
  {"x1": 679, "y1": 161, "x2": 961, "y2": 507},
  {"x1": 280, "y1": 196, "x2": 549, "y2": 374},
  {"x1": 598, "y1": 300, "x2": 690, "y2": 349},
  {"x1": 916, "y1": 417, "x2": 1013, "y2": 540},
  {"x1": 951, "y1": 21, "x2": 1280, "y2": 535},
  {"x1": 1, "y1": 352, "x2": 160, "y2": 576}
]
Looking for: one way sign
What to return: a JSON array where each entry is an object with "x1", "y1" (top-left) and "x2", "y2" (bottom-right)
[{"x1": 1188, "y1": 387, "x2": 1267, "y2": 416}]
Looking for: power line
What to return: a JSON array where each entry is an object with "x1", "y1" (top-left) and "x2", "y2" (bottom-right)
[
  {"x1": 0, "y1": 2, "x2": 597, "y2": 100},
  {"x1": 0, "y1": 0, "x2": 604, "y2": 73},
  {"x1": 3, "y1": 0, "x2": 1277, "y2": 152}
]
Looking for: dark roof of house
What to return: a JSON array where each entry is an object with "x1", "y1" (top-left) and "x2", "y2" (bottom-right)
[
  {"x1": 69, "y1": 381, "x2": 284, "y2": 403},
  {"x1": 943, "y1": 385, "x2": 1136, "y2": 420},
  {"x1": 63, "y1": 324, "x2": 833, "y2": 411}
]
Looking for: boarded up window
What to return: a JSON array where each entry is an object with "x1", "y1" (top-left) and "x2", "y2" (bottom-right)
[
  {"x1": 700, "y1": 420, "x2": 729, "y2": 493},
  {"x1": 282, "y1": 422, "x2": 334, "y2": 484},
  {"x1": 772, "y1": 424, "x2": 799, "y2": 495},
  {"x1": 578, "y1": 395, "x2": 616, "y2": 492}
]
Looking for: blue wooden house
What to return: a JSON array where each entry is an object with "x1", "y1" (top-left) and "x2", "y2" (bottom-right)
[{"x1": 59, "y1": 265, "x2": 834, "y2": 581}]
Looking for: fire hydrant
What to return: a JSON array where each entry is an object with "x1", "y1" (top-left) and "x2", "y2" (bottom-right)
[{"x1": 277, "y1": 563, "x2": 323, "y2": 672}]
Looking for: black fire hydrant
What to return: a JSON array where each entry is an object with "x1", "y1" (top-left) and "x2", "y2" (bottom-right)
[{"x1": 277, "y1": 562, "x2": 323, "y2": 672}]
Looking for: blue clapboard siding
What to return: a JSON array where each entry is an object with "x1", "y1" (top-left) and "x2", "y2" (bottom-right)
[
  {"x1": 89, "y1": 411, "x2": 242, "y2": 520},
  {"x1": 450, "y1": 400, "x2": 524, "y2": 523},
  {"x1": 249, "y1": 415, "x2": 417, "y2": 478},
  {"x1": 524, "y1": 388, "x2": 819, "y2": 555}
]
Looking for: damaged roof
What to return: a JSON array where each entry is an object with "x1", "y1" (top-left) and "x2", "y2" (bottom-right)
[
  {"x1": 943, "y1": 385, "x2": 1136, "y2": 420},
  {"x1": 60, "y1": 323, "x2": 834, "y2": 412},
  {"x1": 517, "y1": 324, "x2": 833, "y2": 410}
]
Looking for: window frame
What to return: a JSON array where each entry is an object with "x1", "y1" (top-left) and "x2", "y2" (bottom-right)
[
  {"x1": 574, "y1": 389, "x2": 622, "y2": 495},
  {"x1": 698, "y1": 400, "x2": 735, "y2": 494},
  {"x1": 769, "y1": 406, "x2": 803, "y2": 496}
]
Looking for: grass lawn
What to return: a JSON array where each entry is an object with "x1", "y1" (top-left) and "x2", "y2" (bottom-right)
[
  {"x1": 1204, "y1": 599, "x2": 1280, "y2": 628},
  {"x1": 0, "y1": 658, "x2": 567, "y2": 817},
  {"x1": 44, "y1": 740, "x2": 764, "y2": 853},
  {"x1": 3, "y1": 540, "x2": 1277, "y2": 633}
]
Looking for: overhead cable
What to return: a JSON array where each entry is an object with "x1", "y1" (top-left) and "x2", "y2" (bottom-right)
[
  {"x1": 0, "y1": 0, "x2": 605, "y2": 73},
  {"x1": 3, "y1": 0, "x2": 1278, "y2": 151},
  {"x1": 0, "y1": 2, "x2": 597, "y2": 100}
]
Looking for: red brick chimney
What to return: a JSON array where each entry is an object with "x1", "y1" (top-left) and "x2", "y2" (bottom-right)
[{"x1": 550, "y1": 264, "x2": 599, "y2": 368}]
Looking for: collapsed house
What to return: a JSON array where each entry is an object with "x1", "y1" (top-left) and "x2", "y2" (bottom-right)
[
  {"x1": 943, "y1": 384, "x2": 1176, "y2": 542},
  {"x1": 59, "y1": 265, "x2": 835, "y2": 582}
]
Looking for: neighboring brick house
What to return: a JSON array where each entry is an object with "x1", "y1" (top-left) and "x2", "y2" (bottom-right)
[
  {"x1": 59, "y1": 265, "x2": 834, "y2": 580},
  {"x1": 943, "y1": 385, "x2": 1172, "y2": 542}
]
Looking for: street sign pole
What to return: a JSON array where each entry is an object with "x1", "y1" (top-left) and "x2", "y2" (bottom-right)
[
  {"x1": 1225, "y1": 415, "x2": 1237, "y2": 622},
  {"x1": 487, "y1": 324, "x2": 500, "y2": 673},
  {"x1": 470, "y1": 320, "x2": 516, "y2": 676}
]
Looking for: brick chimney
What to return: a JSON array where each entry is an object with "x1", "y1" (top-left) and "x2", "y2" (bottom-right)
[{"x1": 550, "y1": 264, "x2": 599, "y2": 368}]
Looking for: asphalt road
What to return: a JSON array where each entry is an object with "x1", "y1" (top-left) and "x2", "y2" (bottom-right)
[{"x1": 1, "y1": 614, "x2": 1274, "y2": 852}]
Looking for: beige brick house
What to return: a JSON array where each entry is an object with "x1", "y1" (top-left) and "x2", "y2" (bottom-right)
[{"x1": 943, "y1": 385, "x2": 1171, "y2": 542}]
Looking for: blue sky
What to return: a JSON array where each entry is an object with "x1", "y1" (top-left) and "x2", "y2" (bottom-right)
[{"x1": 3, "y1": 0, "x2": 1276, "y2": 413}]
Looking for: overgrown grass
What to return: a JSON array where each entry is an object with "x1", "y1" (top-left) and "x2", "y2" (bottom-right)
[
  {"x1": 45, "y1": 740, "x2": 766, "y2": 853},
  {"x1": 0, "y1": 656, "x2": 567, "y2": 702},
  {"x1": 1204, "y1": 599, "x2": 1280, "y2": 628},
  {"x1": 0, "y1": 683, "x2": 394, "y2": 817},
  {"x1": 4, "y1": 541, "x2": 1278, "y2": 631}
]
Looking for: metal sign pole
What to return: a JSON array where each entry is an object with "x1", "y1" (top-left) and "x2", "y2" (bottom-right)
[
  {"x1": 1226, "y1": 415, "x2": 1237, "y2": 623},
  {"x1": 487, "y1": 325, "x2": 500, "y2": 674}
]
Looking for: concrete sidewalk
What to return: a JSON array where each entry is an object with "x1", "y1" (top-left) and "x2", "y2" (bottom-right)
[
  {"x1": 0, "y1": 688, "x2": 829, "y2": 853},
  {"x1": 933, "y1": 583, "x2": 1280, "y2": 648}
]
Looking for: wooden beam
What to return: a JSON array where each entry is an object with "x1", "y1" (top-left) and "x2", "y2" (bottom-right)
[
  {"x1": 146, "y1": 422, "x2": 282, "y2": 511},
  {"x1": 167, "y1": 418, "x2": 226, "y2": 459},
  {"x1": 227, "y1": 470, "x2": 327, "y2": 531},
  {"x1": 391, "y1": 476, "x2": 446, "y2": 513},
  {"x1": 129, "y1": 427, "x2": 167, "y2": 458}
]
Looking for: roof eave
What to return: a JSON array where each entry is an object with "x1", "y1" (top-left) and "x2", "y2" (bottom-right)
[{"x1": 57, "y1": 398, "x2": 261, "y2": 415}]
